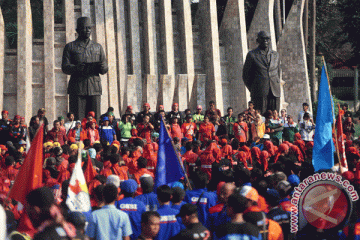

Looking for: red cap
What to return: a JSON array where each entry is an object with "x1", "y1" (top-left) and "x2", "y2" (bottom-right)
[
  {"x1": 127, "y1": 105, "x2": 133, "y2": 110},
  {"x1": 14, "y1": 115, "x2": 21, "y2": 120},
  {"x1": 1, "y1": 110, "x2": 8, "y2": 115},
  {"x1": 87, "y1": 111, "x2": 95, "y2": 118},
  {"x1": 159, "y1": 105, "x2": 164, "y2": 109},
  {"x1": 144, "y1": 103, "x2": 150, "y2": 108},
  {"x1": 173, "y1": 103, "x2": 179, "y2": 106}
]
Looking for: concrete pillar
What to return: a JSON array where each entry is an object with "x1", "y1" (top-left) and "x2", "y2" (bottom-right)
[
  {"x1": 64, "y1": 0, "x2": 76, "y2": 43},
  {"x1": 94, "y1": 0, "x2": 109, "y2": 115},
  {"x1": 17, "y1": 0, "x2": 32, "y2": 121},
  {"x1": 277, "y1": 0, "x2": 311, "y2": 119},
  {"x1": 159, "y1": 0, "x2": 175, "y2": 105},
  {"x1": 219, "y1": 0, "x2": 249, "y2": 114},
  {"x1": 103, "y1": 0, "x2": 119, "y2": 117},
  {"x1": 247, "y1": 0, "x2": 276, "y2": 51},
  {"x1": 81, "y1": 0, "x2": 91, "y2": 18},
  {"x1": 195, "y1": 74, "x2": 206, "y2": 110},
  {"x1": 159, "y1": 75, "x2": 173, "y2": 111},
  {"x1": 44, "y1": 0, "x2": 56, "y2": 121},
  {"x1": 197, "y1": 0, "x2": 224, "y2": 112},
  {"x1": 0, "y1": 9, "x2": 4, "y2": 111},
  {"x1": 143, "y1": 74, "x2": 157, "y2": 110},
  {"x1": 174, "y1": 0, "x2": 195, "y2": 110},
  {"x1": 126, "y1": 75, "x2": 138, "y2": 113},
  {"x1": 175, "y1": 74, "x2": 188, "y2": 111},
  {"x1": 127, "y1": 0, "x2": 142, "y2": 112},
  {"x1": 142, "y1": 0, "x2": 157, "y2": 75}
]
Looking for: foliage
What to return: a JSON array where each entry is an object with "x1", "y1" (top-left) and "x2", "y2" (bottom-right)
[
  {"x1": 337, "y1": 0, "x2": 360, "y2": 66},
  {"x1": 312, "y1": 96, "x2": 346, "y2": 123}
]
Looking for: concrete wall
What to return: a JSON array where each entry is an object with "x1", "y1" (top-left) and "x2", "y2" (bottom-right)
[{"x1": 1, "y1": 0, "x2": 310, "y2": 123}]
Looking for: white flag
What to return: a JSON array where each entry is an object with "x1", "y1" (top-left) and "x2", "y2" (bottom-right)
[{"x1": 66, "y1": 142, "x2": 91, "y2": 212}]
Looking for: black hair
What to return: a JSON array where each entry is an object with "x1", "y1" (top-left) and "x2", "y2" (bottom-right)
[
  {"x1": 231, "y1": 138, "x2": 240, "y2": 151},
  {"x1": 209, "y1": 100, "x2": 215, "y2": 105},
  {"x1": 5, "y1": 156, "x2": 14, "y2": 166},
  {"x1": 68, "y1": 155, "x2": 77, "y2": 164},
  {"x1": 227, "y1": 193, "x2": 248, "y2": 213},
  {"x1": 156, "y1": 185, "x2": 172, "y2": 203},
  {"x1": 109, "y1": 154, "x2": 120, "y2": 164},
  {"x1": 83, "y1": 139, "x2": 91, "y2": 148},
  {"x1": 93, "y1": 143, "x2": 102, "y2": 153},
  {"x1": 103, "y1": 184, "x2": 118, "y2": 204},
  {"x1": 53, "y1": 120, "x2": 60, "y2": 125},
  {"x1": 171, "y1": 187, "x2": 185, "y2": 204},
  {"x1": 108, "y1": 107, "x2": 114, "y2": 112},
  {"x1": 137, "y1": 157, "x2": 148, "y2": 169},
  {"x1": 92, "y1": 185, "x2": 105, "y2": 202},
  {"x1": 26, "y1": 187, "x2": 54, "y2": 209},
  {"x1": 192, "y1": 171, "x2": 208, "y2": 189},
  {"x1": 227, "y1": 107, "x2": 233, "y2": 111},
  {"x1": 185, "y1": 141, "x2": 193, "y2": 151},
  {"x1": 141, "y1": 211, "x2": 160, "y2": 224},
  {"x1": 67, "y1": 112, "x2": 74, "y2": 118}
]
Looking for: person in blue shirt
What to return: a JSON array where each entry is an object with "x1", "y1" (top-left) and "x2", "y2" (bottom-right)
[
  {"x1": 116, "y1": 179, "x2": 147, "y2": 240},
  {"x1": 156, "y1": 185, "x2": 181, "y2": 240},
  {"x1": 135, "y1": 176, "x2": 159, "y2": 211},
  {"x1": 214, "y1": 193, "x2": 261, "y2": 240},
  {"x1": 86, "y1": 184, "x2": 132, "y2": 240},
  {"x1": 99, "y1": 116, "x2": 116, "y2": 145},
  {"x1": 184, "y1": 171, "x2": 217, "y2": 226}
]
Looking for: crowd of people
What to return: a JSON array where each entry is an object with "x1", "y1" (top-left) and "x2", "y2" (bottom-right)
[{"x1": 0, "y1": 100, "x2": 359, "y2": 240}]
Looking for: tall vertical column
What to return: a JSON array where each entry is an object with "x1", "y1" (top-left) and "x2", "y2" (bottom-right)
[
  {"x1": 159, "y1": 0, "x2": 175, "y2": 108},
  {"x1": 103, "y1": 0, "x2": 119, "y2": 116},
  {"x1": 81, "y1": 0, "x2": 91, "y2": 18},
  {"x1": 127, "y1": 0, "x2": 142, "y2": 112},
  {"x1": 197, "y1": 0, "x2": 223, "y2": 112},
  {"x1": 17, "y1": 0, "x2": 32, "y2": 121},
  {"x1": 64, "y1": 0, "x2": 75, "y2": 113},
  {"x1": 0, "y1": 8, "x2": 4, "y2": 111},
  {"x1": 64, "y1": 0, "x2": 76, "y2": 43},
  {"x1": 174, "y1": 0, "x2": 195, "y2": 110},
  {"x1": 142, "y1": 0, "x2": 157, "y2": 76},
  {"x1": 142, "y1": 0, "x2": 157, "y2": 107},
  {"x1": 277, "y1": 0, "x2": 311, "y2": 119},
  {"x1": 94, "y1": 0, "x2": 109, "y2": 114},
  {"x1": 219, "y1": 0, "x2": 249, "y2": 114},
  {"x1": 44, "y1": 0, "x2": 56, "y2": 121},
  {"x1": 247, "y1": 0, "x2": 276, "y2": 51}
]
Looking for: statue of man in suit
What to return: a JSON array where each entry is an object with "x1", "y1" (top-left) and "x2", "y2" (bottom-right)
[
  {"x1": 243, "y1": 31, "x2": 281, "y2": 114},
  {"x1": 62, "y1": 17, "x2": 108, "y2": 121}
]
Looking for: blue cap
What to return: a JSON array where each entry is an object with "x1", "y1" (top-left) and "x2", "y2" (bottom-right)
[
  {"x1": 102, "y1": 116, "x2": 109, "y2": 121},
  {"x1": 287, "y1": 174, "x2": 300, "y2": 187},
  {"x1": 120, "y1": 179, "x2": 138, "y2": 194}
]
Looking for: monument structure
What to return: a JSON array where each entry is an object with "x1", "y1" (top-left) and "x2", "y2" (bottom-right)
[{"x1": 0, "y1": 0, "x2": 311, "y2": 122}]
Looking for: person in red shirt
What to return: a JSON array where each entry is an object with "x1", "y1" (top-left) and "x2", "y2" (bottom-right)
[
  {"x1": 3, "y1": 156, "x2": 18, "y2": 182},
  {"x1": 169, "y1": 117, "x2": 182, "y2": 140},
  {"x1": 137, "y1": 115, "x2": 154, "y2": 144},
  {"x1": 46, "y1": 120, "x2": 68, "y2": 145},
  {"x1": 204, "y1": 100, "x2": 221, "y2": 124},
  {"x1": 233, "y1": 113, "x2": 248, "y2": 146},
  {"x1": 86, "y1": 120, "x2": 100, "y2": 145},
  {"x1": 199, "y1": 141, "x2": 218, "y2": 179},
  {"x1": 182, "y1": 142, "x2": 199, "y2": 175},
  {"x1": 181, "y1": 114, "x2": 197, "y2": 142},
  {"x1": 133, "y1": 157, "x2": 154, "y2": 185},
  {"x1": 142, "y1": 144, "x2": 157, "y2": 173},
  {"x1": 198, "y1": 116, "x2": 215, "y2": 142}
]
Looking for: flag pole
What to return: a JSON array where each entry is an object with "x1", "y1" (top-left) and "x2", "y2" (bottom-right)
[
  {"x1": 323, "y1": 56, "x2": 342, "y2": 172},
  {"x1": 161, "y1": 116, "x2": 192, "y2": 190}
]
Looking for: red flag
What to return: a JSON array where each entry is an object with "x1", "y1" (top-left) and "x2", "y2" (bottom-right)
[
  {"x1": 336, "y1": 105, "x2": 348, "y2": 169},
  {"x1": 84, "y1": 154, "x2": 96, "y2": 184},
  {"x1": 8, "y1": 124, "x2": 44, "y2": 204}
]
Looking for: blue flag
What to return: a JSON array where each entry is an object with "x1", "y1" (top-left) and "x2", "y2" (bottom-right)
[
  {"x1": 312, "y1": 64, "x2": 335, "y2": 172},
  {"x1": 155, "y1": 117, "x2": 185, "y2": 189}
]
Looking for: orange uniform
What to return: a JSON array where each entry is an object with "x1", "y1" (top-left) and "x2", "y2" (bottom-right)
[
  {"x1": 181, "y1": 122, "x2": 197, "y2": 141},
  {"x1": 198, "y1": 122, "x2": 215, "y2": 142}
]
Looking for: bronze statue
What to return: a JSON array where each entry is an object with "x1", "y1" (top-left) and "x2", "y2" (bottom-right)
[
  {"x1": 243, "y1": 31, "x2": 281, "y2": 114},
  {"x1": 62, "y1": 17, "x2": 108, "y2": 121}
]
